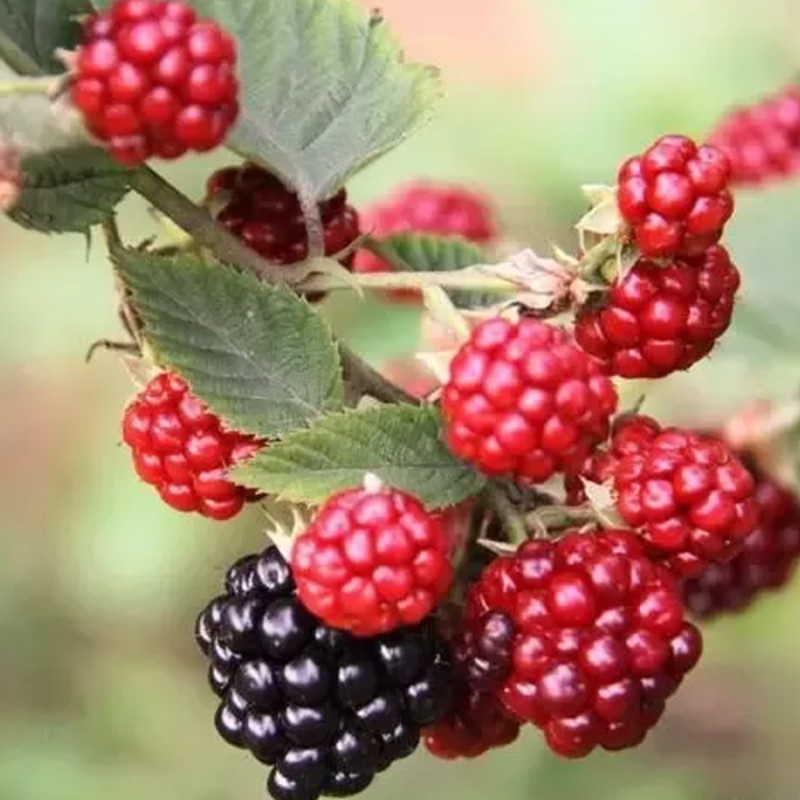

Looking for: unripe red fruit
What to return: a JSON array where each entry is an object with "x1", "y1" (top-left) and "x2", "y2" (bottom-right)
[
  {"x1": 352, "y1": 182, "x2": 497, "y2": 302},
  {"x1": 122, "y1": 372, "x2": 263, "y2": 520},
  {"x1": 617, "y1": 135, "x2": 734, "y2": 259},
  {"x1": 423, "y1": 685, "x2": 520, "y2": 759},
  {"x1": 72, "y1": 0, "x2": 239, "y2": 165},
  {"x1": 205, "y1": 163, "x2": 360, "y2": 298},
  {"x1": 574, "y1": 245, "x2": 740, "y2": 378},
  {"x1": 709, "y1": 87, "x2": 800, "y2": 186},
  {"x1": 682, "y1": 457, "x2": 800, "y2": 618},
  {"x1": 463, "y1": 529, "x2": 702, "y2": 758},
  {"x1": 590, "y1": 416, "x2": 759, "y2": 578},
  {"x1": 291, "y1": 484, "x2": 453, "y2": 636},
  {"x1": 441, "y1": 317, "x2": 618, "y2": 483}
]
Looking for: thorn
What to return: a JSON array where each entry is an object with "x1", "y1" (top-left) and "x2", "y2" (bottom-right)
[{"x1": 363, "y1": 473, "x2": 384, "y2": 494}]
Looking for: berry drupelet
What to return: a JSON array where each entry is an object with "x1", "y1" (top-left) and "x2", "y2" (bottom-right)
[
  {"x1": 574, "y1": 245, "x2": 741, "y2": 378},
  {"x1": 616, "y1": 135, "x2": 734, "y2": 258},
  {"x1": 586, "y1": 415, "x2": 758, "y2": 578},
  {"x1": 196, "y1": 546, "x2": 454, "y2": 800},
  {"x1": 682, "y1": 456, "x2": 800, "y2": 618},
  {"x1": 462, "y1": 529, "x2": 703, "y2": 758},
  {"x1": 72, "y1": 0, "x2": 239, "y2": 165},
  {"x1": 441, "y1": 317, "x2": 618, "y2": 484},
  {"x1": 291, "y1": 483, "x2": 453, "y2": 637},
  {"x1": 422, "y1": 684, "x2": 520, "y2": 760},
  {"x1": 709, "y1": 86, "x2": 800, "y2": 186},
  {"x1": 122, "y1": 371, "x2": 263, "y2": 520},
  {"x1": 205, "y1": 163, "x2": 360, "y2": 283}
]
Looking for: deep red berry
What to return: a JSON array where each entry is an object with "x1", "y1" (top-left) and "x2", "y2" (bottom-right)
[
  {"x1": 291, "y1": 483, "x2": 453, "y2": 637},
  {"x1": 122, "y1": 372, "x2": 263, "y2": 520},
  {"x1": 423, "y1": 685, "x2": 520, "y2": 759},
  {"x1": 441, "y1": 317, "x2": 618, "y2": 483},
  {"x1": 72, "y1": 0, "x2": 239, "y2": 165},
  {"x1": 574, "y1": 245, "x2": 740, "y2": 378},
  {"x1": 352, "y1": 182, "x2": 497, "y2": 301},
  {"x1": 205, "y1": 163, "x2": 360, "y2": 297},
  {"x1": 682, "y1": 457, "x2": 800, "y2": 618},
  {"x1": 462, "y1": 529, "x2": 702, "y2": 757},
  {"x1": 593, "y1": 416, "x2": 758, "y2": 577},
  {"x1": 616, "y1": 135, "x2": 734, "y2": 258},
  {"x1": 709, "y1": 87, "x2": 800, "y2": 186}
]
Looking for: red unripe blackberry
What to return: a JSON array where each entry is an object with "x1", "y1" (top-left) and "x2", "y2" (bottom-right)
[
  {"x1": 709, "y1": 87, "x2": 800, "y2": 186},
  {"x1": 441, "y1": 317, "x2": 618, "y2": 483},
  {"x1": 616, "y1": 135, "x2": 734, "y2": 258},
  {"x1": 290, "y1": 482, "x2": 453, "y2": 637},
  {"x1": 463, "y1": 529, "x2": 702, "y2": 758},
  {"x1": 593, "y1": 416, "x2": 759, "y2": 577},
  {"x1": 122, "y1": 371, "x2": 263, "y2": 520},
  {"x1": 423, "y1": 685, "x2": 520, "y2": 760},
  {"x1": 205, "y1": 163, "x2": 360, "y2": 298},
  {"x1": 574, "y1": 245, "x2": 740, "y2": 378},
  {"x1": 196, "y1": 546, "x2": 454, "y2": 800},
  {"x1": 352, "y1": 182, "x2": 497, "y2": 301},
  {"x1": 72, "y1": 0, "x2": 239, "y2": 165},
  {"x1": 682, "y1": 459, "x2": 800, "y2": 618}
]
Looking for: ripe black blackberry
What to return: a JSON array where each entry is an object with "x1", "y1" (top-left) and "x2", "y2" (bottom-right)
[{"x1": 195, "y1": 546, "x2": 454, "y2": 800}]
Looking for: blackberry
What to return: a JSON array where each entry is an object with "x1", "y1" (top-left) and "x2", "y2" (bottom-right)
[{"x1": 195, "y1": 546, "x2": 453, "y2": 800}]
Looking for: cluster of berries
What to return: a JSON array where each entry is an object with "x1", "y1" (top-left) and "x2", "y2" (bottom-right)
[{"x1": 78, "y1": 3, "x2": 798, "y2": 788}]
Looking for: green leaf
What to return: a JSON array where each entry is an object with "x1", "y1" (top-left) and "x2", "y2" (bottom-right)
[
  {"x1": 235, "y1": 404, "x2": 486, "y2": 509},
  {"x1": 0, "y1": 0, "x2": 89, "y2": 74},
  {"x1": 114, "y1": 249, "x2": 345, "y2": 438},
  {"x1": 376, "y1": 232, "x2": 509, "y2": 308},
  {"x1": 9, "y1": 146, "x2": 130, "y2": 233},
  {"x1": 94, "y1": 0, "x2": 440, "y2": 201}
]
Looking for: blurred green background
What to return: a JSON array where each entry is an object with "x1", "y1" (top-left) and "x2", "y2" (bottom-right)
[{"x1": 2, "y1": 0, "x2": 800, "y2": 798}]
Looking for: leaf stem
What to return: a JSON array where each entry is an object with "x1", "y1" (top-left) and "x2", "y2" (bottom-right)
[
  {"x1": 125, "y1": 165, "x2": 417, "y2": 407},
  {"x1": 482, "y1": 483, "x2": 529, "y2": 544}
]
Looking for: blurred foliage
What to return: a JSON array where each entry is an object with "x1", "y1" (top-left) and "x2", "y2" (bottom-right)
[{"x1": 1, "y1": 0, "x2": 800, "y2": 798}]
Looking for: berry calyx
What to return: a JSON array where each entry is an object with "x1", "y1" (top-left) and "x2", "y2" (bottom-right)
[
  {"x1": 574, "y1": 245, "x2": 741, "y2": 378},
  {"x1": 682, "y1": 457, "x2": 800, "y2": 618},
  {"x1": 463, "y1": 529, "x2": 702, "y2": 758},
  {"x1": 616, "y1": 135, "x2": 734, "y2": 258},
  {"x1": 122, "y1": 371, "x2": 263, "y2": 520},
  {"x1": 205, "y1": 163, "x2": 360, "y2": 298},
  {"x1": 196, "y1": 545, "x2": 453, "y2": 800},
  {"x1": 290, "y1": 481, "x2": 453, "y2": 637},
  {"x1": 352, "y1": 182, "x2": 497, "y2": 301},
  {"x1": 591, "y1": 415, "x2": 758, "y2": 577},
  {"x1": 709, "y1": 86, "x2": 800, "y2": 186},
  {"x1": 72, "y1": 0, "x2": 239, "y2": 165},
  {"x1": 441, "y1": 317, "x2": 618, "y2": 483}
]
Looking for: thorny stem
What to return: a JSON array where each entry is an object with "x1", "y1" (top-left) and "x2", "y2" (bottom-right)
[
  {"x1": 125, "y1": 166, "x2": 417, "y2": 407},
  {"x1": 482, "y1": 483, "x2": 529, "y2": 544}
]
